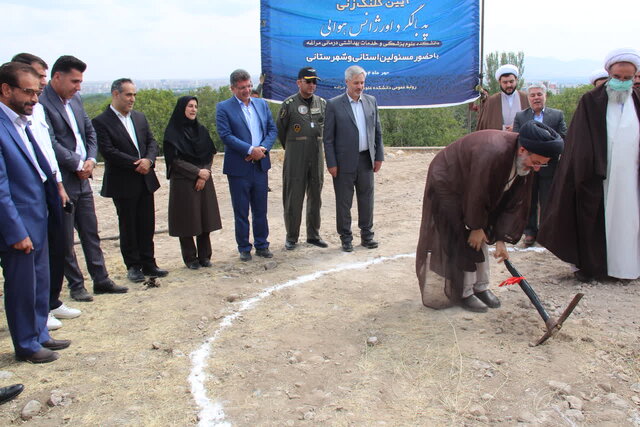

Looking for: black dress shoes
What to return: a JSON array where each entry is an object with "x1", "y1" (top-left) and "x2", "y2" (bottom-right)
[
  {"x1": 239, "y1": 251, "x2": 252, "y2": 262},
  {"x1": 461, "y1": 295, "x2": 488, "y2": 313},
  {"x1": 475, "y1": 290, "x2": 501, "y2": 308},
  {"x1": 42, "y1": 338, "x2": 71, "y2": 351},
  {"x1": 256, "y1": 248, "x2": 273, "y2": 258},
  {"x1": 199, "y1": 259, "x2": 212, "y2": 268},
  {"x1": 361, "y1": 239, "x2": 379, "y2": 249},
  {"x1": 285, "y1": 240, "x2": 297, "y2": 250},
  {"x1": 307, "y1": 238, "x2": 328, "y2": 248},
  {"x1": 16, "y1": 348, "x2": 59, "y2": 364},
  {"x1": 70, "y1": 287, "x2": 94, "y2": 302},
  {"x1": 187, "y1": 261, "x2": 201, "y2": 270},
  {"x1": 127, "y1": 267, "x2": 145, "y2": 283},
  {"x1": 94, "y1": 279, "x2": 128, "y2": 294},
  {"x1": 0, "y1": 384, "x2": 24, "y2": 405},
  {"x1": 143, "y1": 266, "x2": 169, "y2": 278},
  {"x1": 341, "y1": 242, "x2": 354, "y2": 252}
]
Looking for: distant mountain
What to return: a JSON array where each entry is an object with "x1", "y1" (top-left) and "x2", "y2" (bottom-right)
[{"x1": 523, "y1": 57, "x2": 602, "y2": 86}]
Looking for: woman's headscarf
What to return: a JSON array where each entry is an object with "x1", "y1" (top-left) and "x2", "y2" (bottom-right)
[{"x1": 163, "y1": 96, "x2": 216, "y2": 177}]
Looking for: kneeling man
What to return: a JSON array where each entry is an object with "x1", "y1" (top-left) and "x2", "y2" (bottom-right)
[{"x1": 415, "y1": 121, "x2": 563, "y2": 312}]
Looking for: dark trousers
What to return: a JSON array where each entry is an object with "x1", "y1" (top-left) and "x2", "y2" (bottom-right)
[
  {"x1": 283, "y1": 163, "x2": 323, "y2": 243},
  {"x1": 48, "y1": 203, "x2": 65, "y2": 310},
  {"x1": 112, "y1": 192, "x2": 156, "y2": 269},
  {"x1": 63, "y1": 188, "x2": 109, "y2": 290},
  {"x1": 524, "y1": 162, "x2": 557, "y2": 237},
  {"x1": 179, "y1": 233, "x2": 211, "y2": 265},
  {"x1": 227, "y1": 164, "x2": 269, "y2": 253},
  {"x1": 332, "y1": 151, "x2": 374, "y2": 243},
  {"x1": 1, "y1": 244, "x2": 51, "y2": 356}
]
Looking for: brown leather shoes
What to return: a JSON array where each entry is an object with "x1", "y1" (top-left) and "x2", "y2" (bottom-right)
[
  {"x1": 42, "y1": 339, "x2": 71, "y2": 351},
  {"x1": 17, "y1": 348, "x2": 59, "y2": 364}
]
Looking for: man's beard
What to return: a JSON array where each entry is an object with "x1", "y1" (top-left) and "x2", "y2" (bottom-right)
[
  {"x1": 501, "y1": 87, "x2": 515, "y2": 95},
  {"x1": 515, "y1": 154, "x2": 531, "y2": 176},
  {"x1": 606, "y1": 85, "x2": 631, "y2": 104}
]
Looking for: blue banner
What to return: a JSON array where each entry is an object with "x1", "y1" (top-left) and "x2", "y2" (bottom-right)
[{"x1": 260, "y1": 0, "x2": 480, "y2": 108}]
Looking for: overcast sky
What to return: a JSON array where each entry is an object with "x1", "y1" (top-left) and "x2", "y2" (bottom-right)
[{"x1": 2, "y1": 0, "x2": 639, "y2": 81}]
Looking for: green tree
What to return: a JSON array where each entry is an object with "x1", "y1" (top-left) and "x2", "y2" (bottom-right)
[
  {"x1": 484, "y1": 51, "x2": 525, "y2": 93},
  {"x1": 380, "y1": 106, "x2": 467, "y2": 147},
  {"x1": 82, "y1": 93, "x2": 110, "y2": 119},
  {"x1": 546, "y1": 85, "x2": 592, "y2": 126}
]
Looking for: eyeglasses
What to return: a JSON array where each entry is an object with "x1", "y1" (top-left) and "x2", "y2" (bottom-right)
[{"x1": 9, "y1": 85, "x2": 42, "y2": 97}]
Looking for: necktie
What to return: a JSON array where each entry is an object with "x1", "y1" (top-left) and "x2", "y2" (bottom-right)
[{"x1": 24, "y1": 124, "x2": 54, "y2": 181}]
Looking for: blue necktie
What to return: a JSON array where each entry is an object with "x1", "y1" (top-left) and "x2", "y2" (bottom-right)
[{"x1": 24, "y1": 124, "x2": 54, "y2": 181}]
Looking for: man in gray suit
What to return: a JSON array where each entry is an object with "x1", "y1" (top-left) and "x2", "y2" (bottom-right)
[
  {"x1": 513, "y1": 83, "x2": 567, "y2": 246},
  {"x1": 40, "y1": 55, "x2": 127, "y2": 301},
  {"x1": 323, "y1": 65, "x2": 384, "y2": 252}
]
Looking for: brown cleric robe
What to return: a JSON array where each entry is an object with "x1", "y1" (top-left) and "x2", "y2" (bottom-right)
[
  {"x1": 476, "y1": 90, "x2": 529, "y2": 130},
  {"x1": 537, "y1": 85, "x2": 640, "y2": 277},
  {"x1": 415, "y1": 130, "x2": 533, "y2": 308}
]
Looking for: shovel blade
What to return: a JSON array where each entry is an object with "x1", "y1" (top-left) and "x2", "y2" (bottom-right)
[{"x1": 534, "y1": 293, "x2": 584, "y2": 346}]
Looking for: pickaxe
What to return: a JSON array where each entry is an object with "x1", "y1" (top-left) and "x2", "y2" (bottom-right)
[{"x1": 502, "y1": 259, "x2": 584, "y2": 346}]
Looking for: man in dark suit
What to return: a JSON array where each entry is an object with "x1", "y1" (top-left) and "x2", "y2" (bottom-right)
[
  {"x1": 39, "y1": 56, "x2": 126, "y2": 301},
  {"x1": 0, "y1": 62, "x2": 70, "y2": 363},
  {"x1": 92, "y1": 78, "x2": 167, "y2": 282},
  {"x1": 216, "y1": 69, "x2": 277, "y2": 261},
  {"x1": 513, "y1": 83, "x2": 567, "y2": 246},
  {"x1": 323, "y1": 65, "x2": 384, "y2": 252}
]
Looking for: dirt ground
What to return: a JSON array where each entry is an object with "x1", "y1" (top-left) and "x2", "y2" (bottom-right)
[{"x1": 1, "y1": 149, "x2": 639, "y2": 426}]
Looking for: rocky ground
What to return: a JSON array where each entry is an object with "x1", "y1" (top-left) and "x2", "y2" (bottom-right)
[{"x1": 0, "y1": 150, "x2": 639, "y2": 426}]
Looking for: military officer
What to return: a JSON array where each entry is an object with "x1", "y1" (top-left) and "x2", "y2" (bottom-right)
[{"x1": 277, "y1": 67, "x2": 327, "y2": 250}]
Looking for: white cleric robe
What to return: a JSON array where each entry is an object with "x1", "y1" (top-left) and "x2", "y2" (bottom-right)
[{"x1": 603, "y1": 93, "x2": 640, "y2": 279}]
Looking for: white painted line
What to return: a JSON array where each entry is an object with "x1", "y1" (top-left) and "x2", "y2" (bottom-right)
[
  {"x1": 489, "y1": 246, "x2": 548, "y2": 253},
  {"x1": 188, "y1": 253, "x2": 415, "y2": 427}
]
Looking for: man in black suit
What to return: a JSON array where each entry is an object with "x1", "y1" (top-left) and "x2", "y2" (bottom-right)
[
  {"x1": 92, "y1": 78, "x2": 167, "y2": 282},
  {"x1": 513, "y1": 83, "x2": 567, "y2": 246},
  {"x1": 39, "y1": 56, "x2": 127, "y2": 301}
]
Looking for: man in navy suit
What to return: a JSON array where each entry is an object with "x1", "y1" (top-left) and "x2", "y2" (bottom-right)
[
  {"x1": 40, "y1": 56, "x2": 127, "y2": 301},
  {"x1": 0, "y1": 62, "x2": 70, "y2": 363},
  {"x1": 216, "y1": 69, "x2": 277, "y2": 261},
  {"x1": 513, "y1": 83, "x2": 567, "y2": 246}
]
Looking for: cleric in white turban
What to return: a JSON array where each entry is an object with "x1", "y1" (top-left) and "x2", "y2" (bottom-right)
[
  {"x1": 476, "y1": 64, "x2": 527, "y2": 131},
  {"x1": 589, "y1": 68, "x2": 609, "y2": 87}
]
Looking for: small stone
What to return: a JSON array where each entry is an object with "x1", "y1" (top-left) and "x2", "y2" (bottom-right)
[
  {"x1": 367, "y1": 336, "x2": 379, "y2": 346},
  {"x1": 294, "y1": 383, "x2": 303, "y2": 388},
  {"x1": 292, "y1": 351, "x2": 303, "y2": 362},
  {"x1": 632, "y1": 383, "x2": 640, "y2": 393},
  {"x1": 494, "y1": 327, "x2": 504, "y2": 334},
  {"x1": 200, "y1": 316, "x2": 208, "y2": 322},
  {"x1": 0, "y1": 371, "x2": 13, "y2": 380},
  {"x1": 548, "y1": 380, "x2": 572, "y2": 394},
  {"x1": 172, "y1": 349, "x2": 185, "y2": 358},
  {"x1": 469, "y1": 405, "x2": 485, "y2": 416},
  {"x1": 564, "y1": 409, "x2": 585, "y2": 421},
  {"x1": 21, "y1": 400, "x2": 42, "y2": 420},
  {"x1": 303, "y1": 410, "x2": 315, "y2": 420},
  {"x1": 264, "y1": 261, "x2": 278, "y2": 270},
  {"x1": 581, "y1": 336, "x2": 594, "y2": 343},
  {"x1": 631, "y1": 396, "x2": 640, "y2": 405},
  {"x1": 48, "y1": 390, "x2": 65, "y2": 407},
  {"x1": 286, "y1": 421, "x2": 295, "y2": 426},
  {"x1": 151, "y1": 342, "x2": 161, "y2": 350},
  {"x1": 226, "y1": 294, "x2": 240, "y2": 302},
  {"x1": 598, "y1": 383, "x2": 615, "y2": 392},
  {"x1": 462, "y1": 314, "x2": 474, "y2": 321},
  {"x1": 565, "y1": 395, "x2": 583, "y2": 410},
  {"x1": 481, "y1": 393, "x2": 493, "y2": 401},
  {"x1": 494, "y1": 359, "x2": 505, "y2": 365},
  {"x1": 517, "y1": 411, "x2": 536, "y2": 423},
  {"x1": 476, "y1": 416, "x2": 489, "y2": 423},
  {"x1": 288, "y1": 356, "x2": 298, "y2": 364},
  {"x1": 606, "y1": 393, "x2": 629, "y2": 408},
  {"x1": 616, "y1": 372, "x2": 632, "y2": 382}
]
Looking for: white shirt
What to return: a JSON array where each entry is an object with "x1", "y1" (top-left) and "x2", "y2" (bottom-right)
[
  {"x1": 61, "y1": 98, "x2": 87, "y2": 171},
  {"x1": 235, "y1": 97, "x2": 263, "y2": 154},
  {"x1": 347, "y1": 93, "x2": 368, "y2": 152},
  {"x1": 110, "y1": 105, "x2": 140, "y2": 156},
  {"x1": 0, "y1": 101, "x2": 47, "y2": 182},
  {"x1": 29, "y1": 103, "x2": 62, "y2": 183}
]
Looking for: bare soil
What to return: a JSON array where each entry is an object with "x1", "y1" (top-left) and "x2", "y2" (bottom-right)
[{"x1": 1, "y1": 150, "x2": 639, "y2": 426}]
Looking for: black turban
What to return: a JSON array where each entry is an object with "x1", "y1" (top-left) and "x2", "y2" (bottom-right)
[{"x1": 518, "y1": 120, "x2": 564, "y2": 158}]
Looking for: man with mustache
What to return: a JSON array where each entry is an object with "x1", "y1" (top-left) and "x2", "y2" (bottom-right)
[
  {"x1": 476, "y1": 64, "x2": 528, "y2": 132},
  {"x1": 513, "y1": 83, "x2": 567, "y2": 246},
  {"x1": 539, "y1": 48, "x2": 640, "y2": 283}
]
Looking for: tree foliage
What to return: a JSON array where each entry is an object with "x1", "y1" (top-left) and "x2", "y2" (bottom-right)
[
  {"x1": 546, "y1": 84, "x2": 592, "y2": 126},
  {"x1": 484, "y1": 51, "x2": 525, "y2": 93}
]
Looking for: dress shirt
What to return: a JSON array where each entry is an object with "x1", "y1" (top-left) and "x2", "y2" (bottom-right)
[
  {"x1": 61, "y1": 98, "x2": 88, "y2": 171},
  {"x1": 0, "y1": 102, "x2": 47, "y2": 182},
  {"x1": 235, "y1": 96, "x2": 263, "y2": 154},
  {"x1": 110, "y1": 105, "x2": 140, "y2": 156},
  {"x1": 29, "y1": 103, "x2": 62, "y2": 183},
  {"x1": 347, "y1": 93, "x2": 368, "y2": 152},
  {"x1": 533, "y1": 108, "x2": 544, "y2": 123}
]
